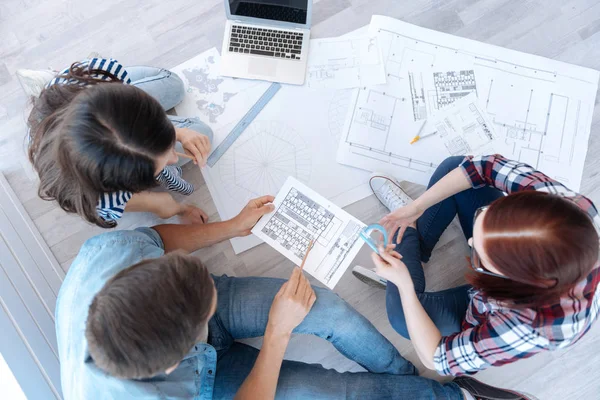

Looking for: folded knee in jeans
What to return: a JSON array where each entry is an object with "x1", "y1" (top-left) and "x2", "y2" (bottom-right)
[
  {"x1": 438, "y1": 156, "x2": 465, "y2": 173},
  {"x1": 314, "y1": 290, "x2": 362, "y2": 338}
]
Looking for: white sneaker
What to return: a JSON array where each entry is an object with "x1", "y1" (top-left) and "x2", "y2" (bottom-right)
[
  {"x1": 369, "y1": 173, "x2": 413, "y2": 212},
  {"x1": 352, "y1": 265, "x2": 387, "y2": 289}
]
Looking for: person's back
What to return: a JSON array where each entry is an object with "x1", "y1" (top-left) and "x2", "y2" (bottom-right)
[{"x1": 56, "y1": 229, "x2": 169, "y2": 399}]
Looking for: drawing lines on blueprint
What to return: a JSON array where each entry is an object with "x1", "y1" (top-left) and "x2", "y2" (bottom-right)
[
  {"x1": 328, "y1": 89, "x2": 354, "y2": 140},
  {"x1": 344, "y1": 88, "x2": 438, "y2": 174},
  {"x1": 309, "y1": 39, "x2": 373, "y2": 81},
  {"x1": 484, "y1": 84, "x2": 582, "y2": 179},
  {"x1": 218, "y1": 121, "x2": 311, "y2": 201},
  {"x1": 381, "y1": 32, "x2": 479, "y2": 120},
  {"x1": 314, "y1": 220, "x2": 362, "y2": 284},
  {"x1": 408, "y1": 72, "x2": 427, "y2": 120},
  {"x1": 367, "y1": 18, "x2": 597, "y2": 188},
  {"x1": 377, "y1": 26, "x2": 596, "y2": 85},
  {"x1": 261, "y1": 187, "x2": 337, "y2": 260},
  {"x1": 433, "y1": 70, "x2": 477, "y2": 108},
  {"x1": 306, "y1": 36, "x2": 386, "y2": 89}
]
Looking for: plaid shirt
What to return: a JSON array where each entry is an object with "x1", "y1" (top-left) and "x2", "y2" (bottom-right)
[{"x1": 433, "y1": 154, "x2": 600, "y2": 376}]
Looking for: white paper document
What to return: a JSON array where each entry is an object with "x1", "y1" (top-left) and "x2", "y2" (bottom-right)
[
  {"x1": 173, "y1": 48, "x2": 372, "y2": 254},
  {"x1": 336, "y1": 15, "x2": 599, "y2": 189},
  {"x1": 430, "y1": 93, "x2": 496, "y2": 157},
  {"x1": 305, "y1": 36, "x2": 386, "y2": 90},
  {"x1": 252, "y1": 177, "x2": 365, "y2": 289}
]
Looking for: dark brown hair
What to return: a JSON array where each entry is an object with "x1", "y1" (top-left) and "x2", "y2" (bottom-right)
[
  {"x1": 85, "y1": 252, "x2": 215, "y2": 379},
  {"x1": 27, "y1": 63, "x2": 176, "y2": 228},
  {"x1": 467, "y1": 191, "x2": 599, "y2": 309}
]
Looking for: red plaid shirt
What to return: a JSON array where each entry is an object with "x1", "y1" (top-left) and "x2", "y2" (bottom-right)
[{"x1": 433, "y1": 155, "x2": 600, "y2": 376}]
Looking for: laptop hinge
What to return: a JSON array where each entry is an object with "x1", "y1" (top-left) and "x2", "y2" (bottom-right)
[{"x1": 231, "y1": 19, "x2": 304, "y2": 31}]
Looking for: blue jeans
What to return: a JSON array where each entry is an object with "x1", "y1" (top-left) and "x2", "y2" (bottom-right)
[
  {"x1": 387, "y1": 156, "x2": 505, "y2": 338},
  {"x1": 209, "y1": 275, "x2": 463, "y2": 399},
  {"x1": 127, "y1": 66, "x2": 213, "y2": 166}
]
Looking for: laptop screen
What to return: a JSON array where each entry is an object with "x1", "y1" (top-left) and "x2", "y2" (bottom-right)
[{"x1": 228, "y1": 0, "x2": 308, "y2": 25}]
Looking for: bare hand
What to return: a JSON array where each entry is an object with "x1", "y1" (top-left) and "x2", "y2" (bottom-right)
[
  {"x1": 178, "y1": 204, "x2": 209, "y2": 224},
  {"x1": 177, "y1": 128, "x2": 211, "y2": 167},
  {"x1": 267, "y1": 267, "x2": 317, "y2": 337},
  {"x1": 233, "y1": 195, "x2": 275, "y2": 236},
  {"x1": 370, "y1": 245, "x2": 412, "y2": 289},
  {"x1": 379, "y1": 202, "x2": 424, "y2": 244}
]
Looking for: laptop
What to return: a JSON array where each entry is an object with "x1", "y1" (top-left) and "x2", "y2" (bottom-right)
[{"x1": 220, "y1": 0, "x2": 312, "y2": 85}]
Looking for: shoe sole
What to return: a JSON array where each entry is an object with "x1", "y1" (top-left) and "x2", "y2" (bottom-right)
[{"x1": 352, "y1": 270, "x2": 387, "y2": 289}]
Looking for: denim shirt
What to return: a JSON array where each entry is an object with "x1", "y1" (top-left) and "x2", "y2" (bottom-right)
[{"x1": 55, "y1": 228, "x2": 217, "y2": 400}]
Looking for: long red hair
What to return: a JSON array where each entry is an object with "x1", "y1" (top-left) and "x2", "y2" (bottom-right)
[{"x1": 466, "y1": 191, "x2": 599, "y2": 308}]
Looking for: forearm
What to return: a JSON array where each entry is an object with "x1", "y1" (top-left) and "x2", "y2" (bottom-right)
[
  {"x1": 234, "y1": 329, "x2": 290, "y2": 400},
  {"x1": 126, "y1": 192, "x2": 182, "y2": 219},
  {"x1": 413, "y1": 167, "x2": 471, "y2": 211},
  {"x1": 152, "y1": 219, "x2": 242, "y2": 253},
  {"x1": 396, "y1": 284, "x2": 441, "y2": 370}
]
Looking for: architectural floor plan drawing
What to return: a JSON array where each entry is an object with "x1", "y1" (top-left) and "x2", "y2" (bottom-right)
[
  {"x1": 305, "y1": 36, "x2": 386, "y2": 90},
  {"x1": 173, "y1": 48, "x2": 372, "y2": 254},
  {"x1": 337, "y1": 16, "x2": 599, "y2": 189},
  {"x1": 252, "y1": 177, "x2": 365, "y2": 289},
  {"x1": 432, "y1": 93, "x2": 497, "y2": 157}
]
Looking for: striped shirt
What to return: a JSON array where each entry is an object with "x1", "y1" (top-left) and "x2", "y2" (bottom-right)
[
  {"x1": 433, "y1": 154, "x2": 600, "y2": 376},
  {"x1": 47, "y1": 58, "x2": 194, "y2": 222}
]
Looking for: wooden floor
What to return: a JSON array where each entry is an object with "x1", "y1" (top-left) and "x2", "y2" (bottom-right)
[{"x1": 2, "y1": 0, "x2": 600, "y2": 398}]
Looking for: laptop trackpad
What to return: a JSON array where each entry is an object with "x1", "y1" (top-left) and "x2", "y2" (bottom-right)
[{"x1": 248, "y1": 58, "x2": 277, "y2": 77}]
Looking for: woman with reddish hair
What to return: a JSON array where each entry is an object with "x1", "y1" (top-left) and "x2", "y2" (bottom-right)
[{"x1": 353, "y1": 155, "x2": 600, "y2": 376}]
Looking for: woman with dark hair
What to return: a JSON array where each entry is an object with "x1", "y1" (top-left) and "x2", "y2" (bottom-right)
[
  {"x1": 28, "y1": 58, "x2": 213, "y2": 228},
  {"x1": 353, "y1": 155, "x2": 600, "y2": 376}
]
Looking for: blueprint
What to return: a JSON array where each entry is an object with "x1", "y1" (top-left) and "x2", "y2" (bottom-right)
[
  {"x1": 173, "y1": 48, "x2": 372, "y2": 254},
  {"x1": 430, "y1": 93, "x2": 497, "y2": 157},
  {"x1": 305, "y1": 36, "x2": 386, "y2": 90},
  {"x1": 252, "y1": 177, "x2": 365, "y2": 289},
  {"x1": 336, "y1": 15, "x2": 599, "y2": 189}
]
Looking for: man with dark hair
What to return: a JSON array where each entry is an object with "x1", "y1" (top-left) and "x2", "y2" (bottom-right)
[{"x1": 57, "y1": 195, "x2": 530, "y2": 399}]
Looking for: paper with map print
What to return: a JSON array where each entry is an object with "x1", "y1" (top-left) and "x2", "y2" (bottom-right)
[{"x1": 171, "y1": 48, "x2": 270, "y2": 128}]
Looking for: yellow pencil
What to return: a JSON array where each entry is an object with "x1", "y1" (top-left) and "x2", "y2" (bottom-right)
[
  {"x1": 299, "y1": 240, "x2": 314, "y2": 271},
  {"x1": 409, "y1": 120, "x2": 428, "y2": 144},
  {"x1": 176, "y1": 151, "x2": 195, "y2": 160},
  {"x1": 410, "y1": 130, "x2": 438, "y2": 144}
]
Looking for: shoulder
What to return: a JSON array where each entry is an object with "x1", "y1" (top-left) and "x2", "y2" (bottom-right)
[
  {"x1": 57, "y1": 228, "x2": 164, "y2": 316},
  {"x1": 55, "y1": 228, "x2": 165, "y2": 391},
  {"x1": 80, "y1": 228, "x2": 164, "y2": 252},
  {"x1": 474, "y1": 272, "x2": 600, "y2": 348}
]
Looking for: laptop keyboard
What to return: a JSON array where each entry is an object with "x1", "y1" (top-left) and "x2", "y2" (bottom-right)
[{"x1": 229, "y1": 25, "x2": 304, "y2": 61}]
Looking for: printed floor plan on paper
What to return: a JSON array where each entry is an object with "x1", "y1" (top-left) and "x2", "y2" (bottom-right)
[{"x1": 337, "y1": 15, "x2": 599, "y2": 189}]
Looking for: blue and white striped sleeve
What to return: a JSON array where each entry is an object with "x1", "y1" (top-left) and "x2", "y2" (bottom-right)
[
  {"x1": 96, "y1": 191, "x2": 134, "y2": 222},
  {"x1": 155, "y1": 166, "x2": 194, "y2": 195},
  {"x1": 46, "y1": 58, "x2": 131, "y2": 88}
]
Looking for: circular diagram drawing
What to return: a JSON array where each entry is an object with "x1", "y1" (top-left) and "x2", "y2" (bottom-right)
[
  {"x1": 328, "y1": 89, "x2": 354, "y2": 141},
  {"x1": 218, "y1": 120, "x2": 312, "y2": 200}
]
